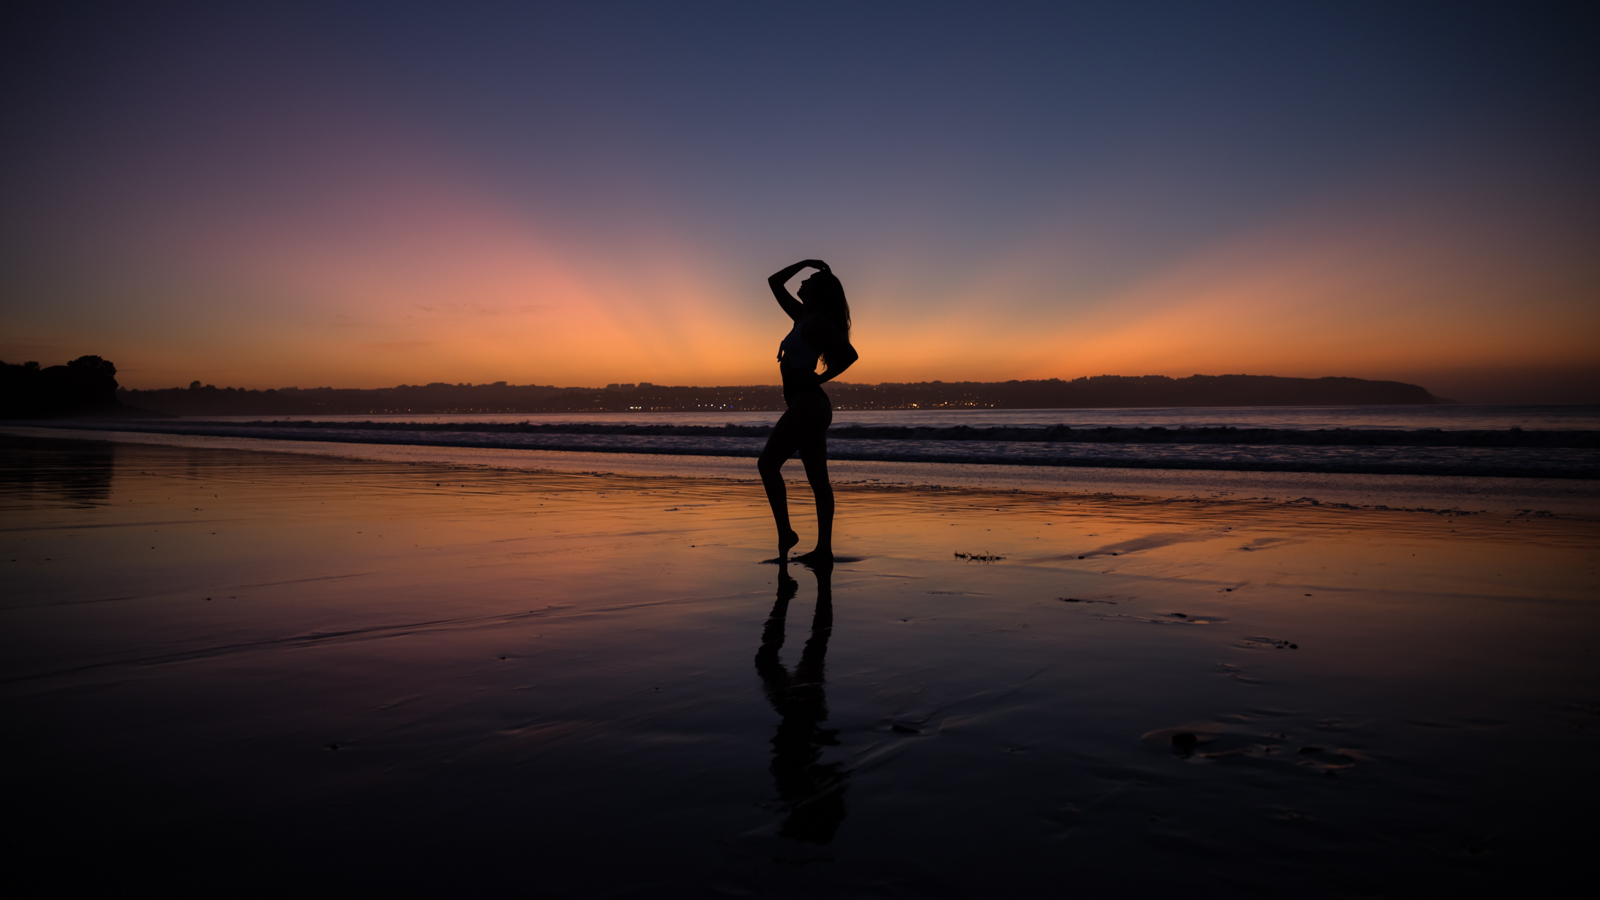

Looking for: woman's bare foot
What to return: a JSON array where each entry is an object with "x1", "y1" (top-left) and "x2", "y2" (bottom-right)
[
  {"x1": 794, "y1": 548, "x2": 833, "y2": 568},
  {"x1": 779, "y1": 528, "x2": 800, "y2": 556}
]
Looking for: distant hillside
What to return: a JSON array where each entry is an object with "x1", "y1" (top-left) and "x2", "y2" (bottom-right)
[
  {"x1": 117, "y1": 374, "x2": 1446, "y2": 416},
  {"x1": 119, "y1": 380, "x2": 570, "y2": 417},
  {"x1": 1, "y1": 356, "x2": 121, "y2": 418}
]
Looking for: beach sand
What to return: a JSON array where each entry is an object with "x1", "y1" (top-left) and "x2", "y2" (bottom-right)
[{"x1": 4, "y1": 434, "x2": 1597, "y2": 896}]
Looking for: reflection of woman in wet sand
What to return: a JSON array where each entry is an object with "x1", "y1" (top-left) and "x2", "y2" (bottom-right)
[
  {"x1": 754, "y1": 561, "x2": 847, "y2": 843},
  {"x1": 760, "y1": 260, "x2": 858, "y2": 564}
]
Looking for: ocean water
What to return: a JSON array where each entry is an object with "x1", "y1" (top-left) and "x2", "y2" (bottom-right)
[
  {"x1": 208, "y1": 403, "x2": 1600, "y2": 432},
  {"x1": 37, "y1": 404, "x2": 1600, "y2": 480}
]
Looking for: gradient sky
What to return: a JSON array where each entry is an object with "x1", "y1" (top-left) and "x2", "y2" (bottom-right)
[{"x1": 3, "y1": 1, "x2": 1596, "y2": 402}]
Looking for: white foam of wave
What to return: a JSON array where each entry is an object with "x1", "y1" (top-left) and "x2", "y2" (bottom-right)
[{"x1": 6, "y1": 424, "x2": 1597, "y2": 516}]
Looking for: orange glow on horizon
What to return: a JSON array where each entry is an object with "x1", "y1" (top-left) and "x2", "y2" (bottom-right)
[{"x1": 3, "y1": 139, "x2": 1594, "y2": 404}]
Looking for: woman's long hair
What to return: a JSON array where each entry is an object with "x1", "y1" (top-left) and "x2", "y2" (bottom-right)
[{"x1": 803, "y1": 271, "x2": 851, "y2": 365}]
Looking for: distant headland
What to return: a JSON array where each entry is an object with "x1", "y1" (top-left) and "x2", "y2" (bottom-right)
[
  {"x1": 1, "y1": 356, "x2": 123, "y2": 418},
  {"x1": 108, "y1": 373, "x2": 1447, "y2": 417},
  {"x1": 3, "y1": 358, "x2": 1450, "y2": 419}
]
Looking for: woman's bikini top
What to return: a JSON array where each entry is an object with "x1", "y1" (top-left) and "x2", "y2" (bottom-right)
[{"x1": 778, "y1": 318, "x2": 822, "y2": 373}]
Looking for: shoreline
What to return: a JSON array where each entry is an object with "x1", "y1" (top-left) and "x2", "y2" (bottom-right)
[
  {"x1": 5, "y1": 423, "x2": 1599, "y2": 517},
  {"x1": 9, "y1": 418, "x2": 1597, "y2": 481}
]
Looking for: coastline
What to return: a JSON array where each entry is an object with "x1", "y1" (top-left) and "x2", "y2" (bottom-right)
[
  {"x1": 10, "y1": 415, "x2": 1599, "y2": 481},
  {"x1": 5, "y1": 423, "x2": 1599, "y2": 516}
]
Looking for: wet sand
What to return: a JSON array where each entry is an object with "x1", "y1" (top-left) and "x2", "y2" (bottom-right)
[{"x1": 3, "y1": 434, "x2": 1597, "y2": 896}]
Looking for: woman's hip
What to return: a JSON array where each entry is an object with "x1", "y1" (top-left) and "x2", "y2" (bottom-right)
[
  {"x1": 783, "y1": 389, "x2": 832, "y2": 426},
  {"x1": 764, "y1": 391, "x2": 831, "y2": 459}
]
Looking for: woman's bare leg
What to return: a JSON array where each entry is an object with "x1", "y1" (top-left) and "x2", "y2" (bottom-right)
[
  {"x1": 794, "y1": 452, "x2": 833, "y2": 564},
  {"x1": 759, "y1": 437, "x2": 801, "y2": 559}
]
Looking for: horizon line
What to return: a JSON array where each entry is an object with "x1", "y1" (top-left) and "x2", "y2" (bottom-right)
[{"x1": 118, "y1": 372, "x2": 1440, "y2": 393}]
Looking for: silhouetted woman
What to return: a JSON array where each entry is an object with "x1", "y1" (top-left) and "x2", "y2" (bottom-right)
[{"x1": 759, "y1": 259, "x2": 858, "y2": 564}]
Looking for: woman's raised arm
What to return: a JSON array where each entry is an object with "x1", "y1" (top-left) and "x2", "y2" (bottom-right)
[{"x1": 768, "y1": 259, "x2": 828, "y2": 320}]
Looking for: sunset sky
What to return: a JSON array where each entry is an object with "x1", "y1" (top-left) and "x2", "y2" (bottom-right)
[{"x1": 2, "y1": 2, "x2": 1596, "y2": 402}]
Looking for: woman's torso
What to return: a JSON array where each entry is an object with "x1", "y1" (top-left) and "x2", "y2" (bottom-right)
[
  {"x1": 779, "y1": 318, "x2": 821, "y2": 372},
  {"x1": 779, "y1": 317, "x2": 827, "y2": 405}
]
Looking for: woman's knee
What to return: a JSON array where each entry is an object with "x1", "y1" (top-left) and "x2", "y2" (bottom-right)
[
  {"x1": 800, "y1": 453, "x2": 830, "y2": 485},
  {"x1": 758, "y1": 453, "x2": 784, "y2": 477}
]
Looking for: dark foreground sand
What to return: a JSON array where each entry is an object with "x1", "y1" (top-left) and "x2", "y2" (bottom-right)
[{"x1": 3, "y1": 435, "x2": 1597, "y2": 897}]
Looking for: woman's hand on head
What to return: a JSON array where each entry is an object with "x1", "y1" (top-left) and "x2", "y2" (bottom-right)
[{"x1": 800, "y1": 259, "x2": 829, "y2": 272}]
